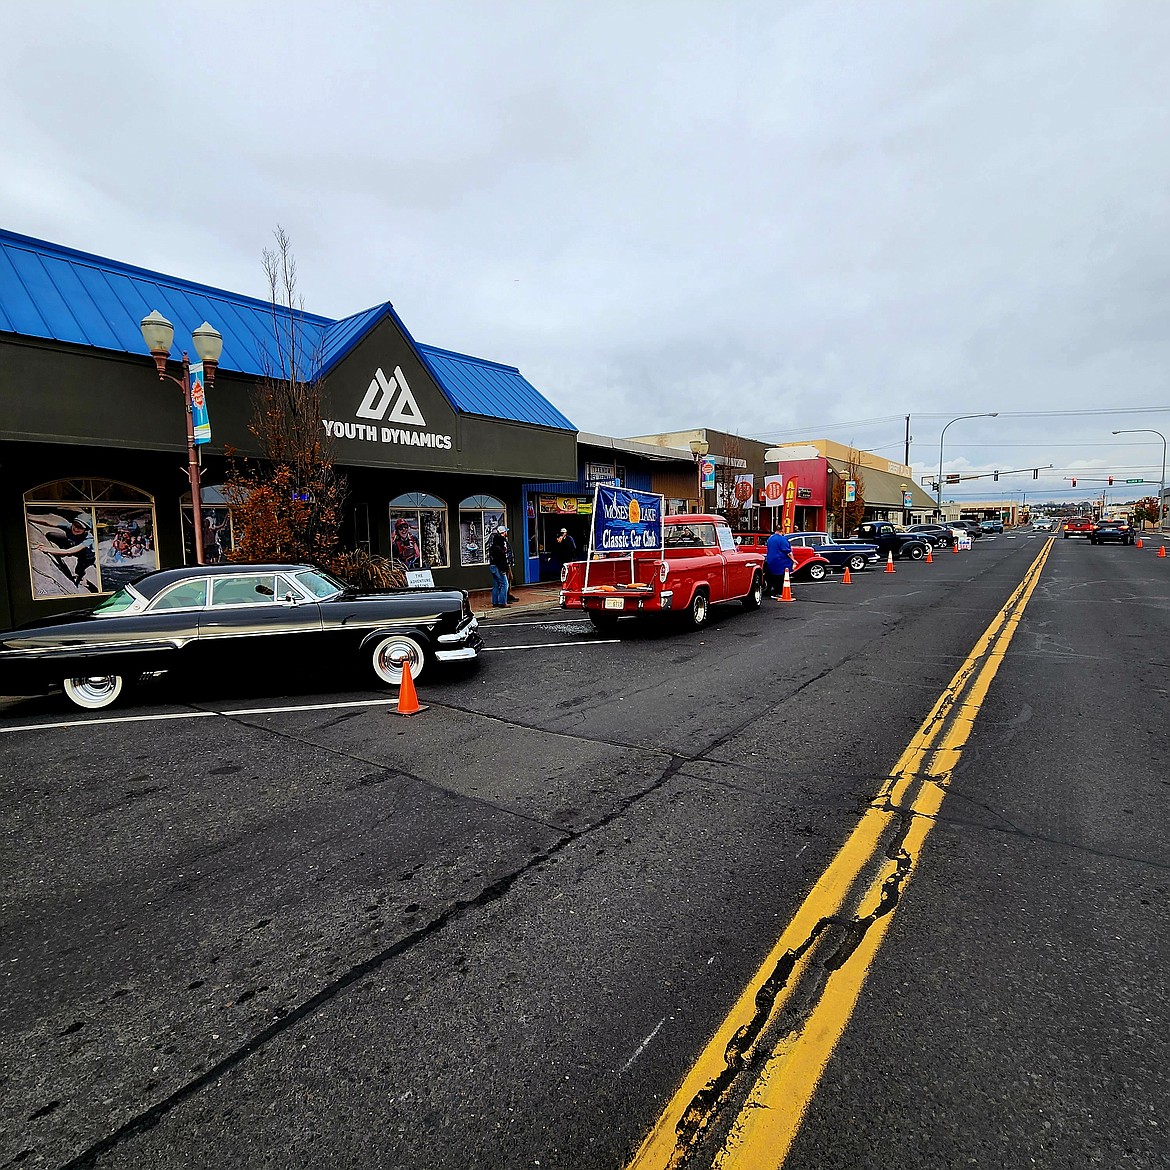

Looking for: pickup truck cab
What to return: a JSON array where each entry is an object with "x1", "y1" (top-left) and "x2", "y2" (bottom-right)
[
  {"x1": 846, "y1": 521, "x2": 930, "y2": 560},
  {"x1": 560, "y1": 514, "x2": 765, "y2": 630}
]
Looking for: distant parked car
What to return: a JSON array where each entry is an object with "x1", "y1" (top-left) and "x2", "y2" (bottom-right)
[
  {"x1": 979, "y1": 519, "x2": 1004, "y2": 534},
  {"x1": 905, "y1": 523, "x2": 959, "y2": 548},
  {"x1": 1089, "y1": 519, "x2": 1135, "y2": 545},
  {"x1": 949, "y1": 521, "x2": 984, "y2": 540}
]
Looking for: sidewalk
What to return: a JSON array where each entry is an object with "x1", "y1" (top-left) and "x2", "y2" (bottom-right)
[{"x1": 469, "y1": 581, "x2": 563, "y2": 619}]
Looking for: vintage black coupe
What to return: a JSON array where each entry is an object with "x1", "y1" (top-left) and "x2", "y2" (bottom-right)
[{"x1": 0, "y1": 564, "x2": 482, "y2": 710}]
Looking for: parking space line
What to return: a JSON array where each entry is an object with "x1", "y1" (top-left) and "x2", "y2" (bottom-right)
[
  {"x1": 482, "y1": 639, "x2": 620, "y2": 651},
  {"x1": 0, "y1": 697, "x2": 395, "y2": 736}
]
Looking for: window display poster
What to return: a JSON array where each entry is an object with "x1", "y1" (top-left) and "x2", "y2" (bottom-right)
[
  {"x1": 391, "y1": 509, "x2": 448, "y2": 569},
  {"x1": 182, "y1": 506, "x2": 234, "y2": 566},
  {"x1": 96, "y1": 507, "x2": 157, "y2": 592},
  {"x1": 26, "y1": 505, "x2": 101, "y2": 598},
  {"x1": 460, "y1": 510, "x2": 504, "y2": 566}
]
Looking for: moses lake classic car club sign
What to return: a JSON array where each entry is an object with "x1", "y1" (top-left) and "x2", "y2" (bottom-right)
[{"x1": 591, "y1": 485, "x2": 664, "y2": 553}]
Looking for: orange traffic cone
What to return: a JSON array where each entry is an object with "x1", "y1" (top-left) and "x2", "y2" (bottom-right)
[
  {"x1": 841, "y1": 565, "x2": 852, "y2": 584},
  {"x1": 1136, "y1": 537, "x2": 1143, "y2": 548},
  {"x1": 1159, "y1": 545, "x2": 1167, "y2": 558},
  {"x1": 952, "y1": 540, "x2": 959, "y2": 553},
  {"x1": 777, "y1": 568, "x2": 795, "y2": 602},
  {"x1": 884, "y1": 552, "x2": 896, "y2": 573},
  {"x1": 925, "y1": 546, "x2": 934, "y2": 563},
  {"x1": 395, "y1": 661, "x2": 429, "y2": 716}
]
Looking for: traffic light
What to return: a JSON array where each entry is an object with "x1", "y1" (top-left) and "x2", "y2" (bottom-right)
[
  {"x1": 1033, "y1": 469, "x2": 1039, "y2": 479},
  {"x1": 1108, "y1": 475, "x2": 1114, "y2": 485},
  {"x1": 993, "y1": 471, "x2": 999, "y2": 482},
  {"x1": 1072, "y1": 478, "x2": 1077, "y2": 487}
]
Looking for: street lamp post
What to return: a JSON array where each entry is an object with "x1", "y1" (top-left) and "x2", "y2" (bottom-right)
[
  {"x1": 937, "y1": 412, "x2": 999, "y2": 519},
  {"x1": 140, "y1": 310, "x2": 223, "y2": 564},
  {"x1": 1112, "y1": 429, "x2": 1167, "y2": 531},
  {"x1": 689, "y1": 437, "x2": 709, "y2": 513}
]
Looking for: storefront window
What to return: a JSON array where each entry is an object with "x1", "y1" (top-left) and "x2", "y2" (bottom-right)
[
  {"x1": 389, "y1": 493, "x2": 449, "y2": 570},
  {"x1": 180, "y1": 485, "x2": 238, "y2": 565},
  {"x1": 24, "y1": 479, "x2": 157, "y2": 600},
  {"x1": 458, "y1": 495, "x2": 506, "y2": 566}
]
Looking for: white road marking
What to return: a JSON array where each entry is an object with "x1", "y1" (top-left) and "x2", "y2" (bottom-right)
[
  {"x1": 0, "y1": 698, "x2": 392, "y2": 736},
  {"x1": 619, "y1": 1017, "x2": 667, "y2": 1075},
  {"x1": 0, "y1": 642, "x2": 620, "y2": 735},
  {"x1": 482, "y1": 639, "x2": 620, "y2": 651}
]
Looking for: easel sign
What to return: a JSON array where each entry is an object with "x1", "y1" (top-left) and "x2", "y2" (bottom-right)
[{"x1": 583, "y1": 484, "x2": 665, "y2": 591}]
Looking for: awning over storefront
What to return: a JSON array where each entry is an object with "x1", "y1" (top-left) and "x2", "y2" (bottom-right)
[{"x1": 826, "y1": 459, "x2": 935, "y2": 510}]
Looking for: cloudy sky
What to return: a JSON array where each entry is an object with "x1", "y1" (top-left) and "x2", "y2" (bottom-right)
[{"x1": 3, "y1": 0, "x2": 1169, "y2": 504}]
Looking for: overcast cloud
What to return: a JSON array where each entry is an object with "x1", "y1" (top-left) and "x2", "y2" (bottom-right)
[{"x1": 2, "y1": 0, "x2": 1169, "y2": 503}]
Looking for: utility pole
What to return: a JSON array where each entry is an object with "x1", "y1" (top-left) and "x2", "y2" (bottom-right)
[{"x1": 904, "y1": 415, "x2": 911, "y2": 467}]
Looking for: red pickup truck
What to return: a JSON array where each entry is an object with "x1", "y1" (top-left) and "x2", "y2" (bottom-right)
[
  {"x1": 560, "y1": 514, "x2": 765, "y2": 630},
  {"x1": 1063, "y1": 516, "x2": 1094, "y2": 539}
]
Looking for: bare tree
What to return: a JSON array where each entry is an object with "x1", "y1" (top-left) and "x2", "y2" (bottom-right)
[
  {"x1": 827, "y1": 449, "x2": 866, "y2": 536},
  {"x1": 224, "y1": 227, "x2": 351, "y2": 569},
  {"x1": 713, "y1": 434, "x2": 754, "y2": 530}
]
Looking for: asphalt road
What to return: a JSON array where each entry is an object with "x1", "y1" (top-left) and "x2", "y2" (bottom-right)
[{"x1": 1, "y1": 531, "x2": 1166, "y2": 1169}]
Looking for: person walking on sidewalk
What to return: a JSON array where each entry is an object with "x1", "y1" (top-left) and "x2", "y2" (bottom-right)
[
  {"x1": 764, "y1": 522, "x2": 794, "y2": 599},
  {"x1": 488, "y1": 524, "x2": 513, "y2": 607}
]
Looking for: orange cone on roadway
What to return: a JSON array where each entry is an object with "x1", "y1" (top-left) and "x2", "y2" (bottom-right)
[
  {"x1": 395, "y1": 660, "x2": 429, "y2": 716},
  {"x1": 952, "y1": 540, "x2": 959, "y2": 553},
  {"x1": 925, "y1": 546, "x2": 934, "y2": 563},
  {"x1": 1136, "y1": 537, "x2": 1143, "y2": 548},
  {"x1": 884, "y1": 552, "x2": 896, "y2": 573},
  {"x1": 778, "y1": 568, "x2": 795, "y2": 602},
  {"x1": 1160, "y1": 545, "x2": 1167, "y2": 558},
  {"x1": 841, "y1": 565, "x2": 852, "y2": 584}
]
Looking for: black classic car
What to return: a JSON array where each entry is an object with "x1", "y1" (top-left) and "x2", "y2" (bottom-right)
[
  {"x1": 786, "y1": 532, "x2": 881, "y2": 573},
  {"x1": 0, "y1": 564, "x2": 482, "y2": 710}
]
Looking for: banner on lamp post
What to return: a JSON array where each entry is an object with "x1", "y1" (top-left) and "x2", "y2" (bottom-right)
[
  {"x1": 844, "y1": 480, "x2": 856, "y2": 503},
  {"x1": 700, "y1": 460, "x2": 716, "y2": 490},
  {"x1": 763, "y1": 475, "x2": 784, "y2": 510},
  {"x1": 733, "y1": 474, "x2": 754, "y2": 508},
  {"x1": 190, "y1": 362, "x2": 211, "y2": 446}
]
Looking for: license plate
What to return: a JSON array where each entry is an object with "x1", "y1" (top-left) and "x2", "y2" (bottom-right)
[{"x1": 603, "y1": 597, "x2": 625, "y2": 610}]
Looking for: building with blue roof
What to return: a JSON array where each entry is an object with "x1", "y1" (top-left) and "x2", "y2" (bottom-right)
[{"x1": 0, "y1": 227, "x2": 578, "y2": 625}]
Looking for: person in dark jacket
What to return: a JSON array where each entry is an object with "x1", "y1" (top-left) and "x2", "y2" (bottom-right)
[
  {"x1": 764, "y1": 522, "x2": 794, "y2": 599},
  {"x1": 487, "y1": 525, "x2": 513, "y2": 607},
  {"x1": 552, "y1": 527, "x2": 577, "y2": 572}
]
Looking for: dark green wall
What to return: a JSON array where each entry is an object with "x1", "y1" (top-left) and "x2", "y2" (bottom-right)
[{"x1": 0, "y1": 329, "x2": 575, "y2": 628}]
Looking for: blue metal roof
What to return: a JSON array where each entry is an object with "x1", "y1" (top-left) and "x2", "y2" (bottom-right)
[
  {"x1": 0, "y1": 228, "x2": 574, "y2": 432},
  {"x1": 416, "y1": 343, "x2": 574, "y2": 430}
]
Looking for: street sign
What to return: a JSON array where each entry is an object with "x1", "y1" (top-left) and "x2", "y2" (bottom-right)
[{"x1": 1125, "y1": 478, "x2": 1145, "y2": 484}]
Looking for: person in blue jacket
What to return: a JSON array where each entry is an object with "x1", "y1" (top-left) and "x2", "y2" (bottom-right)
[{"x1": 764, "y1": 522, "x2": 794, "y2": 599}]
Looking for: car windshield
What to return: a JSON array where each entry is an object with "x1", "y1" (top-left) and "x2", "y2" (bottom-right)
[
  {"x1": 293, "y1": 568, "x2": 347, "y2": 598},
  {"x1": 91, "y1": 586, "x2": 141, "y2": 615}
]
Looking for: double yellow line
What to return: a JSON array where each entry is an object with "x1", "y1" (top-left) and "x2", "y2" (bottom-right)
[{"x1": 628, "y1": 541, "x2": 1053, "y2": 1170}]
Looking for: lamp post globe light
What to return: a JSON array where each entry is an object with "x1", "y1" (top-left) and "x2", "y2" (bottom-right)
[
  {"x1": 139, "y1": 310, "x2": 223, "y2": 564},
  {"x1": 936, "y1": 412, "x2": 999, "y2": 519},
  {"x1": 1112, "y1": 429, "x2": 1167, "y2": 531},
  {"x1": 689, "y1": 437, "x2": 709, "y2": 512}
]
